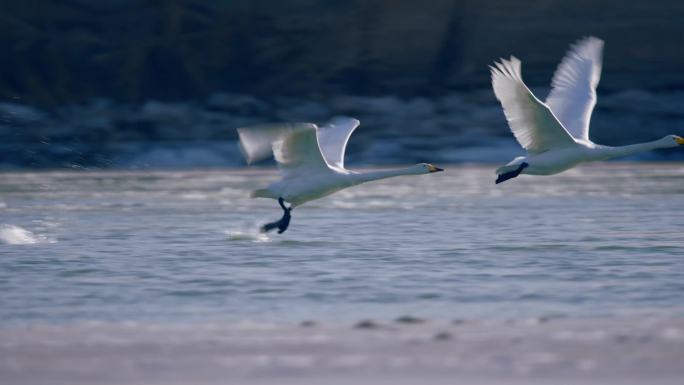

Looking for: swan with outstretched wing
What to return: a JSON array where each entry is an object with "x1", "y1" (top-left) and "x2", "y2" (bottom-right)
[
  {"x1": 237, "y1": 116, "x2": 443, "y2": 233},
  {"x1": 491, "y1": 37, "x2": 683, "y2": 184}
]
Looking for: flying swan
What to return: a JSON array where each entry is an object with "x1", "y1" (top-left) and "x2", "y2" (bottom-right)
[
  {"x1": 237, "y1": 116, "x2": 444, "y2": 233},
  {"x1": 491, "y1": 36, "x2": 684, "y2": 184}
]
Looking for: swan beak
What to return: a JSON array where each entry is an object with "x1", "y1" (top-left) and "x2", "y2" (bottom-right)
[
  {"x1": 675, "y1": 136, "x2": 684, "y2": 145},
  {"x1": 427, "y1": 164, "x2": 444, "y2": 173}
]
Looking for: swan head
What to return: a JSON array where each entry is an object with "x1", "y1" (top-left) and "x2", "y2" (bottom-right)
[
  {"x1": 662, "y1": 135, "x2": 684, "y2": 148},
  {"x1": 415, "y1": 163, "x2": 444, "y2": 174}
]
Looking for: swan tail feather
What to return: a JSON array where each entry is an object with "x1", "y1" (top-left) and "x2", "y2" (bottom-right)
[
  {"x1": 495, "y1": 162, "x2": 529, "y2": 184},
  {"x1": 496, "y1": 156, "x2": 527, "y2": 175}
]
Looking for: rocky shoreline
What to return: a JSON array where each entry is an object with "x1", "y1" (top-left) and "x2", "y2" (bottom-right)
[{"x1": 3, "y1": 89, "x2": 684, "y2": 169}]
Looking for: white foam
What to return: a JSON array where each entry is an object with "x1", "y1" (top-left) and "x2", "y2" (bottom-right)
[
  {"x1": 225, "y1": 228, "x2": 270, "y2": 243},
  {"x1": 0, "y1": 225, "x2": 52, "y2": 245},
  {"x1": 180, "y1": 192, "x2": 208, "y2": 200}
]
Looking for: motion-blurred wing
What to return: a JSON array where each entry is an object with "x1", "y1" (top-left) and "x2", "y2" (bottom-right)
[
  {"x1": 273, "y1": 125, "x2": 331, "y2": 177},
  {"x1": 316, "y1": 116, "x2": 360, "y2": 169},
  {"x1": 491, "y1": 56, "x2": 576, "y2": 154},
  {"x1": 545, "y1": 37, "x2": 604, "y2": 142},
  {"x1": 237, "y1": 123, "x2": 296, "y2": 164},
  {"x1": 237, "y1": 123, "x2": 330, "y2": 177}
]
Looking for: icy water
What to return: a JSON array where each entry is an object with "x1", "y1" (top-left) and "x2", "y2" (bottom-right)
[{"x1": 1, "y1": 163, "x2": 683, "y2": 325}]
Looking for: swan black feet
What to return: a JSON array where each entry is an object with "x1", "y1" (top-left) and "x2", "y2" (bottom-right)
[
  {"x1": 495, "y1": 162, "x2": 529, "y2": 184},
  {"x1": 261, "y1": 197, "x2": 292, "y2": 234}
]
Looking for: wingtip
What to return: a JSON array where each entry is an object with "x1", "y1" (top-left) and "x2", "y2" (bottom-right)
[
  {"x1": 490, "y1": 56, "x2": 523, "y2": 82},
  {"x1": 237, "y1": 139, "x2": 253, "y2": 165},
  {"x1": 341, "y1": 116, "x2": 361, "y2": 126},
  {"x1": 580, "y1": 36, "x2": 604, "y2": 45},
  {"x1": 489, "y1": 63, "x2": 501, "y2": 75},
  {"x1": 326, "y1": 115, "x2": 361, "y2": 129},
  {"x1": 571, "y1": 36, "x2": 605, "y2": 57}
]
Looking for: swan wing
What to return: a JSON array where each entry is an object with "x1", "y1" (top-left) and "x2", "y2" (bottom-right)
[
  {"x1": 237, "y1": 123, "x2": 296, "y2": 164},
  {"x1": 237, "y1": 123, "x2": 330, "y2": 178},
  {"x1": 316, "y1": 116, "x2": 360, "y2": 169},
  {"x1": 491, "y1": 56, "x2": 576, "y2": 154},
  {"x1": 273, "y1": 124, "x2": 331, "y2": 177},
  {"x1": 545, "y1": 37, "x2": 603, "y2": 142}
]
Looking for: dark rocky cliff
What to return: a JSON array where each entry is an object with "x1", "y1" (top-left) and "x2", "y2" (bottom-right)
[
  {"x1": 2, "y1": 0, "x2": 684, "y2": 168},
  {"x1": 1, "y1": 0, "x2": 684, "y2": 105}
]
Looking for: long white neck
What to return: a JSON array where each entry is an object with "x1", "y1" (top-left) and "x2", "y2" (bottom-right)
[
  {"x1": 598, "y1": 139, "x2": 668, "y2": 160},
  {"x1": 351, "y1": 167, "x2": 421, "y2": 185}
]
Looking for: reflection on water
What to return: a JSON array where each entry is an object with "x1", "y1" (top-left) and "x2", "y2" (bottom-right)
[{"x1": 0, "y1": 163, "x2": 683, "y2": 325}]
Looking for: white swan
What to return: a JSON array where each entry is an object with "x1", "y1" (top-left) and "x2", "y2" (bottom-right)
[
  {"x1": 491, "y1": 37, "x2": 684, "y2": 183},
  {"x1": 237, "y1": 116, "x2": 443, "y2": 233}
]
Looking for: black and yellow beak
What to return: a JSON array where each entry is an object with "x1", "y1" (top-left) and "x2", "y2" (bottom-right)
[
  {"x1": 675, "y1": 136, "x2": 684, "y2": 145},
  {"x1": 427, "y1": 164, "x2": 444, "y2": 173}
]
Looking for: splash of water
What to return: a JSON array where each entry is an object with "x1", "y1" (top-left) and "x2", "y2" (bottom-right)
[
  {"x1": 0, "y1": 225, "x2": 51, "y2": 245},
  {"x1": 224, "y1": 226, "x2": 270, "y2": 243}
]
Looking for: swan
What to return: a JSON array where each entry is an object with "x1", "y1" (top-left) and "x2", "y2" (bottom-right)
[
  {"x1": 490, "y1": 36, "x2": 684, "y2": 184},
  {"x1": 237, "y1": 116, "x2": 444, "y2": 233}
]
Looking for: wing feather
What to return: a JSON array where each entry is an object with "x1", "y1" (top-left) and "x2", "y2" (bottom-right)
[
  {"x1": 316, "y1": 116, "x2": 360, "y2": 169},
  {"x1": 237, "y1": 123, "x2": 330, "y2": 178},
  {"x1": 545, "y1": 37, "x2": 603, "y2": 141},
  {"x1": 491, "y1": 56, "x2": 577, "y2": 154}
]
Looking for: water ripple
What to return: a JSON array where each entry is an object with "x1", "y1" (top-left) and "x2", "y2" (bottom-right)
[{"x1": 0, "y1": 163, "x2": 683, "y2": 325}]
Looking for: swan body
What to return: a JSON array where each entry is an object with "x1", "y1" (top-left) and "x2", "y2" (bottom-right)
[
  {"x1": 491, "y1": 37, "x2": 683, "y2": 183},
  {"x1": 237, "y1": 116, "x2": 443, "y2": 232},
  {"x1": 253, "y1": 166, "x2": 429, "y2": 207}
]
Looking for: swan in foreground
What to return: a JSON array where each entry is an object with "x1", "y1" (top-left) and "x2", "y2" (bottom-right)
[
  {"x1": 491, "y1": 37, "x2": 683, "y2": 184},
  {"x1": 237, "y1": 117, "x2": 443, "y2": 233}
]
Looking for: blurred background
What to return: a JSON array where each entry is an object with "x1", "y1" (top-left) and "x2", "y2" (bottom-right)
[{"x1": 2, "y1": 0, "x2": 684, "y2": 169}]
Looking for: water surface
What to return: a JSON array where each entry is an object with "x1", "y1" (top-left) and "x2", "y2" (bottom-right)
[{"x1": 1, "y1": 163, "x2": 683, "y2": 325}]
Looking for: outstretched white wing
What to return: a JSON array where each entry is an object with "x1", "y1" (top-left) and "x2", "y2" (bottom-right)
[
  {"x1": 491, "y1": 56, "x2": 577, "y2": 154},
  {"x1": 237, "y1": 123, "x2": 296, "y2": 164},
  {"x1": 237, "y1": 123, "x2": 330, "y2": 178},
  {"x1": 545, "y1": 37, "x2": 604, "y2": 142},
  {"x1": 316, "y1": 116, "x2": 360, "y2": 169}
]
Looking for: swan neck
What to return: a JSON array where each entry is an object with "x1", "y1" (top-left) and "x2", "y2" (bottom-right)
[
  {"x1": 354, "y1": 167, "x2": 417, "y2": 184},
  {"x1": 601, "y1": 140, "x2": 665, "y2": 159}
]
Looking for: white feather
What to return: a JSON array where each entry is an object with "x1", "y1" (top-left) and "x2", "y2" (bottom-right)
[
  {"x1": 546, "y1": 37, "x2": 604, "y2": 142},
  {"x1": 492, "y1": 38, "x2": 683, "y2": 180},
  {"x1": 316, "y1": 116, "x2": 360, "y2": 169},
  {"x1": 237, "y1": 117, "x2": 442, "y2": 207},
  {"x1": 271, "y1": 125, "x2": 331, "y2": 179},
  {"x1": 490, "y1": 56, "x2": 576, "y2": 154},
  {"x1": 236, "y1": 122, "x2": 315, "y2": 164}
]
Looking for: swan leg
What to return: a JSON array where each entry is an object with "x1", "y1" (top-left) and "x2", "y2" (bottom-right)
[
  {"x1": 261, "y1": 197, "x2": 292, "y2": 234},
  {"x1": 495, "y1": 162, "x2": 529, "y2": 184}
]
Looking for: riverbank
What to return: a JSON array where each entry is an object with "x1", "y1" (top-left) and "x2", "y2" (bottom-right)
[{"x1": 2, "y1": 317, "x2": 682, "y2": 385}]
